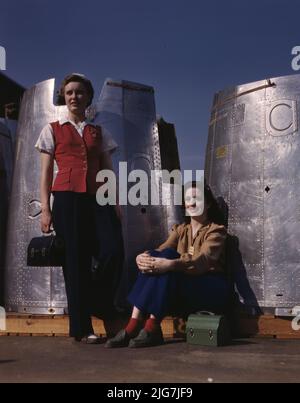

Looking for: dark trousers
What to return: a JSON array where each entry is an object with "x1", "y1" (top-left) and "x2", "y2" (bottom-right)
[
  {"x1": 128, "y1": 248, "x2": 230, "y2": 320},
  {"x1": 52, "y1": 191, "x2": 124, "y2": 339}
]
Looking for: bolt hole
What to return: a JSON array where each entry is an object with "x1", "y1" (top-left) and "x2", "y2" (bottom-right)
[
  {"x1": 265, "y1": 186, "x2": 271, "y2": 193},
  {"x1": 276, "y1": 294, "x2": 283, "y2": 297}
]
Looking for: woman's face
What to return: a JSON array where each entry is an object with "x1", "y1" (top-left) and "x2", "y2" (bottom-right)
[
  {"x1": 64, "y1": 81, "x2": 90, "y2": 115},
  {"x1": 185, "y1": 186, "x2": 206, "y2": 217}
]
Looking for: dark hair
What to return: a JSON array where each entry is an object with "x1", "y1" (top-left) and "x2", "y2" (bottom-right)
[
  {"x1": 184, "y1": 180, "x2": 226, "y2": 226},
  {"x1": 56, "y1": 73, "x2": 94, "y2": 107}
]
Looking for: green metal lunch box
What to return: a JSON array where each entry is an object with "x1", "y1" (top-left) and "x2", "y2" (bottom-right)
[{"x1": 186, "y1": 312, "x2": 231, "y2": 347}]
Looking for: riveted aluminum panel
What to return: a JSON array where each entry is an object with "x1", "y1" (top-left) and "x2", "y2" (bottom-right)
[
  {"x1": 205, "y1": 74, "x2": 300, "y2": 313},
  {"x1": 4, "y1": 79, "x2": 67, "y2": 314},
  {"x1": 0, "y1": 121, "x2": 14, "y2": 305}
]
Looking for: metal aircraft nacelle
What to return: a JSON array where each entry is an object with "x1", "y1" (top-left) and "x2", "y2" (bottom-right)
[{"x1": 205, "y1": 73, "x2": 300, "y2": 315}]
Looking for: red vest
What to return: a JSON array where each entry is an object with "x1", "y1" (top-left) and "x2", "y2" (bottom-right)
[{"x1": 51, "y1": 121, "x2": 103, "y2": 194}]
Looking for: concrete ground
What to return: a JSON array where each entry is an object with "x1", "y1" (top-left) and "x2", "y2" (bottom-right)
[{"x1": 0, "y1": 336, "x2": 300, "y2": 383}]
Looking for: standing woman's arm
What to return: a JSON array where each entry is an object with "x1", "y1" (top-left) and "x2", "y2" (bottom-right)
[{"x1": 40, "y1": 151, "x2": 54, "y2": 233}]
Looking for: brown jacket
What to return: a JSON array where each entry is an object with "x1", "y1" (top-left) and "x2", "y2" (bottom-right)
[{"x1": 158, "y1": 221, "x2": 227, "y2": 274}]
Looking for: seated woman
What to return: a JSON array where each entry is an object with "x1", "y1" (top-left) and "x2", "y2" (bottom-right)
[{"x1": 105, "y1": 181, "x2": 230, "y2": 348}]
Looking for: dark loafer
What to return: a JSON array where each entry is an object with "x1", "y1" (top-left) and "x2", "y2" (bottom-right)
[
  {"x1": 129, "y1": 328, "x2": 164, "y2": 348},
  {"x1": 104, "y1": 329, "x2": 131, "y2": 348}
]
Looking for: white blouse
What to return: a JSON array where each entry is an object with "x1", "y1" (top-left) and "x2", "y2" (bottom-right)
[{"x1": 35, "y1": 118, "x2": 118, "y2": 155}]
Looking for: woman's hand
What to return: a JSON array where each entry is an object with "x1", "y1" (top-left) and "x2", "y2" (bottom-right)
[
  {"x1": 41, "y1": 210, "x2": 52, "y2": 233},
  {"x1": 136, "y1": 253, "x2": 175, "y2": 274},
  {"x1": 136, "y1": 252, "x2": 150, "y2": 270},
  {"x1": 40, "y1": 152, "x2": 54, "y2": 233}
]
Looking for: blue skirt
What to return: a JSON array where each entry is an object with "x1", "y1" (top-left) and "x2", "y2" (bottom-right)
[{"x1": 128, "y1": 248, "x2": 230, "y2": 320}]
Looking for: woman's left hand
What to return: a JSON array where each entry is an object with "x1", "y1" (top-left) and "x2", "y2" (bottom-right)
[{"x1": 138, "y1": 256, "x2": 175, "y2": 274}]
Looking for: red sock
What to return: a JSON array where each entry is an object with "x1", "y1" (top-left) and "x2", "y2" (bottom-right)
[
  {"x1": 144, "y1": 318, "x2": 161, "y2": 333},
  {"x1": 125, "y1": 318, "x2": 143, "y2": 337}
]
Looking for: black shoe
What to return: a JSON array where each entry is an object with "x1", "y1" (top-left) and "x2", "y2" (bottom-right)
[
  {"x1": 104, "y1": 329, "x2": 131, "y2": 348},
  {"x1": 129, "y1": 328, "x2": 164, "y2": 348},
  {"x1": 74, "y1": 334, "x2": 102, "y2": 344}
]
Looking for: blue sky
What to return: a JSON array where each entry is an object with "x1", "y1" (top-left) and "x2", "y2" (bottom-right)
[{"x1": 0, "y1": 0, "x2": 299, "y2": 170}]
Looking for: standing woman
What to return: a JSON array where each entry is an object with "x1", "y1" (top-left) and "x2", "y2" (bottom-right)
[{"x1": 35, "y1": 73, "x2": 124, "y2": 343}]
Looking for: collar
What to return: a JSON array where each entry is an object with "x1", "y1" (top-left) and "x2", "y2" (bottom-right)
[
  {"x1": 59, "y1": 118, "x2": 96, "y2": 127},
  {"x1": 187, "y1": 220, "x2": 211, "y2": 234}
]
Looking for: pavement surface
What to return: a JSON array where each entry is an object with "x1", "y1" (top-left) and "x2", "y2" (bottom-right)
[{"x1": 0, "y1": 336, "x2": 300, "y2": 383}]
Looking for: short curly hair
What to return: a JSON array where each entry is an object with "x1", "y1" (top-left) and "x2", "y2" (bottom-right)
[{"x1": 56, "y1": 73, "x2": 94, "y2": 107}]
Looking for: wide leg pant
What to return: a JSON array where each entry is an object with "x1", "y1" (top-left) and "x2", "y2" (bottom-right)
[
  {"x1": 52, "y1": 191, "x2": 124, "y2": 339},
  {"x1": 128, "y1": 248, "x2": 230, "y2": 320}
]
